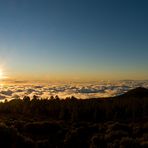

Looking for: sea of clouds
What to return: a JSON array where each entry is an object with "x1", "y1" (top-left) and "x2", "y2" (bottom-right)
[{"x1": 0, "y1": 80, "x2": 148, "y2": 101}]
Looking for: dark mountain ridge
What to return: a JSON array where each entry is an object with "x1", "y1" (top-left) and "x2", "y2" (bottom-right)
[
  {"x1": 119, "y1": 87, "x2": 148, "y2": 98},
  {"x1": 89, "y1": 87, "x2": 148, "y2": 102}
]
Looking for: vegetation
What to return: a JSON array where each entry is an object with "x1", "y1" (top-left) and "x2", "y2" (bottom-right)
[{"x1": 0, "y1": 87, "x2": 148, "y2": 147}]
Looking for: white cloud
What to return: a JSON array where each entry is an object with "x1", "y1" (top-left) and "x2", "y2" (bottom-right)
[{"x1": 0, "y1": 80, "x2": 148, "y2": 101}]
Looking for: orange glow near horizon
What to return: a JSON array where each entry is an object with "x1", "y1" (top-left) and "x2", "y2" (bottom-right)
[{"x1": 0, "y1": 69, "x2": 8, "y2": 80}]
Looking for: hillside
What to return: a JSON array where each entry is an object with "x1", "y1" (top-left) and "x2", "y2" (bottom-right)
[
  {"x1": 0, "y1": 87, "x2": 147, "y2": 147},
  {"x1": 119, "y1": 87, "x2": 148, "y2": 98}
]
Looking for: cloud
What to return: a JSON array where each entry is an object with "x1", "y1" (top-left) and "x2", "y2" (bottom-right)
[
  {"x1": 0, "y1": 90, "x2": 13, "y2": 96},
  {"x1": 0, "y1": 80, "x2": 148, "y2": 101},
  {"x1": 0, "y1": 95, "x2": 6, "y2": 100},
  {"x1": 26, "y1": 89, "x2": 35, "y2": 94},
  {"x1": 77, "y1": 87, "x2": 105, "y2": 94}
]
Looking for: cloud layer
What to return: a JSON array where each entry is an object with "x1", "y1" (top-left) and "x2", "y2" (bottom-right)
[{"x1": 0, "y1": 80, "x2": 148, "y2": 101}]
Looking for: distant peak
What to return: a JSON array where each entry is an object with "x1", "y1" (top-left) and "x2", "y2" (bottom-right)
[
  {"x1": 122, "y1": 87, "x2": 148, "y2": 97},
  {"x1": 129, "y1": 87, "x2": 148, "y2": 92}
]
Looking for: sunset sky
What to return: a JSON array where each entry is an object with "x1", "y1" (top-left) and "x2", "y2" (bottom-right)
[{"x1": 0, "y1": 0, "x2": 148, "y2": 81}]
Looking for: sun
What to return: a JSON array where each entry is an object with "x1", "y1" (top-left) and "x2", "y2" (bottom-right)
[
  {"x1": 0, "y1": 69, "x2": 7, "y2": 80},
  {"x1": 0, "y1": 70, "x2": 4, "y2": 79}
]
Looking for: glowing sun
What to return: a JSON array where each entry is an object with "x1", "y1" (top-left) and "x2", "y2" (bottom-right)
[{"x1": 0, "y1": 69, "x2": 6, "y2": 80}]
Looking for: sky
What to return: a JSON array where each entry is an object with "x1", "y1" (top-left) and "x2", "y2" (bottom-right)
[{"x1": 0, "y1": 0, "x2": 148, "y2": 81}]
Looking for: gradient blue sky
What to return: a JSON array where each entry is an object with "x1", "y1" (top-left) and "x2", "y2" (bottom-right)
[{"x1": 0, "y1": 0, "x2": 148, "y2": 81}]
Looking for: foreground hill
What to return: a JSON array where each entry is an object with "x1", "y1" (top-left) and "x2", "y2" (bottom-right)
[{"x1": 0, "y1": 87, "x2": 147, "y2": 147}]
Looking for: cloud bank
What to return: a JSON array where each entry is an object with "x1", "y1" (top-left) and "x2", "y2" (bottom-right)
[{"x1": 0, "y1": 80, "x2": 148, "y2": 101}]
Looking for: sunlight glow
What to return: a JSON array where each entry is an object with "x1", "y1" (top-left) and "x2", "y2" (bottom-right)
[
  {"x1": 0, "y1": 70, "x2": 4, "y2": 79},
  {"x1": 0, "y1": 69, "x2": 7, "y2": 80}
]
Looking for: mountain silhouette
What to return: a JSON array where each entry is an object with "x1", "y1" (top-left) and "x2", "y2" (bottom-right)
[{"x1": 119, "y1": 87, "x2": 148, "y2": 98}]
